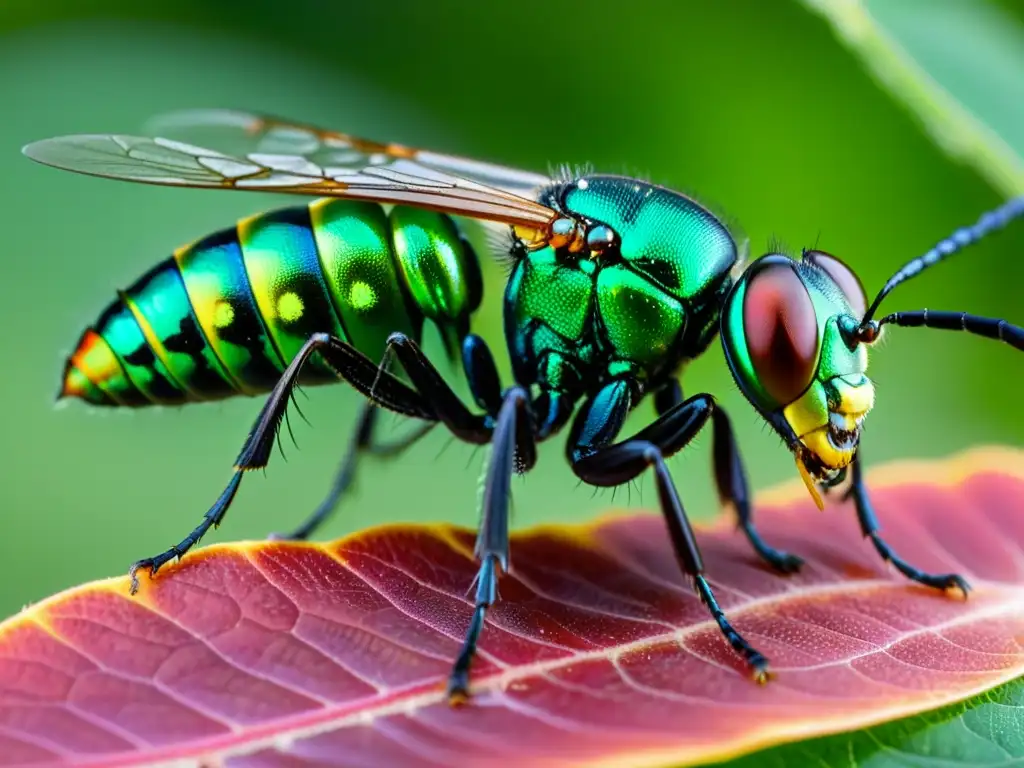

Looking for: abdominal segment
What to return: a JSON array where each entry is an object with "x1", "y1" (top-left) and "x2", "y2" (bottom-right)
[{"x1": 60, "y1": 199, "x2": 433, "y2": 406}]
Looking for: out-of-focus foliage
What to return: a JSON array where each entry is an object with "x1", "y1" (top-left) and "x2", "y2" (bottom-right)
[
  {"x1": 804, "y1": 0, "x2": 1023, "y2": 194},
  {"x1": 0, "y1": 0, "x2": 1021, "y2": 624}
]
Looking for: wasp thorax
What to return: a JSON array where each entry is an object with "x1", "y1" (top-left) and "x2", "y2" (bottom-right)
[{"x1": 506, "y1": 175, "x2": 738, "y2": 396}]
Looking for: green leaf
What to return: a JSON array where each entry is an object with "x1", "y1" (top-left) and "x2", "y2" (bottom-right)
[
  {"x1": 800, "y1": 0, "x2": 1024, "y2": 196},
  {"x1": 708, "y1": 676, "x2": 1024, "y2": 767}
]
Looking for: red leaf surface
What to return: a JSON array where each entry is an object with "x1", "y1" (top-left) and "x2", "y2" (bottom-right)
[{"x1": 3, "y1": 448, "x2": 1024, "y2": 768}]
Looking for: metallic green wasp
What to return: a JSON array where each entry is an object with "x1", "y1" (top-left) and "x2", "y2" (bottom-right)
[{"x1": 23, "y1": 109, "x2": 1024, "y2": 702}]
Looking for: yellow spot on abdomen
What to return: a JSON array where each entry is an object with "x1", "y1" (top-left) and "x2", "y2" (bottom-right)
[
  {"x1": 349, "y1": 281, "x2": 377, "y2": 311},
  {"x1": 213, "y1": 301, "x2": 235, "y2": 329},
  {"x1": 277, "y1": 292, "x2": 304, "y2": 322}
]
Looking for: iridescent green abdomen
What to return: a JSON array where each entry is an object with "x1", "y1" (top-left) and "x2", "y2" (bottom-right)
[
  {"x1": 62, "y1": 200, "x2": 481, "y2": 406},
  {"x1": 505, "y1": 175, "x2": 737, "y2": 394}
]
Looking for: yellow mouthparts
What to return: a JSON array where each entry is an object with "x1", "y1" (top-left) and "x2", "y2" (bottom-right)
[
  {"x1": 796, "y1": 455, "x2": 825, "y2": 511},
  {"x1": 800, "y1": 425, "x2": 860, "y2": 471}
]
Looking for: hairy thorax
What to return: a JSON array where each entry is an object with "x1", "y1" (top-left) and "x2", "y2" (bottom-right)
[{"x1": 503, "y1": 175, "x2": 738, "y2": 398}]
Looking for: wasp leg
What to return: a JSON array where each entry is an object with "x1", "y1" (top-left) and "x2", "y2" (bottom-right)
[
  {"x1": 711, "y1": 407, "x2": 804, "y2": 574},
  {"x1": 127, "y1": 473, "x2": 246, "y2": 594},
  {"x1": 272, "y1": 404, "x2": 436, "y2": 541},
  {"x1": 570, "y1": 383, "x2": 769, "y2": 683},
  {"x1": 275, "y1": 330, "x2": 501, "y2": 542},
  {"x1": 375, "y1": 332, "x2": 533, "y2": 701},
  {"x1": 128, "y1": 332, "x2": 440, "y2": 594},
  {"x1": 849, "y1": 455, "x2": 970, "y2": 596},
  {"x1": 448, "y1": 386, "x2": 534, "y2": 704},
  {"x1": 378, "y1": 333, "x2": 536, "y2": 702},
  {"x1": 461, "y1": 333, "x2": 504, "y2": 415},
  {"x1": 655, "y1": 382, "x2": 802, "y2": 574},
  {"x1": 380, "y1": 332, "x2": 494, "y2": 444}
]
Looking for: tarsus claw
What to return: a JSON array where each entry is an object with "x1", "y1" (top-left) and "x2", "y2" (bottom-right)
[
  {"x1": 447, "y1": 673, "x2": 471, "y2": 707},
  {"x1": 946, "y1": 574, "x2": 971, "y2": 599},
  {"x1": 127, "y1": 559, "x2": 154, "y2": 596},
  {"x1": 750, "y1": 655, "x2": 773, "y2": 685}
]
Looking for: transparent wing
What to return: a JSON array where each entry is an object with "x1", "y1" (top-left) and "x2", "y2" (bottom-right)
[
  {"x1": 22, "y1": 132, "x2": 558, "y2": 234},
  {"x1": 144, "y1": 108, "x2": 553, "y2": 200}
]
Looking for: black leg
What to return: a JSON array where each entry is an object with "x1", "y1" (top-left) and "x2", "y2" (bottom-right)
[
  {"x1": 128, "y1": 471, "x2": 245, "y2": 594},
  {"x1": 711, "y1": 407, "x2": 804, "y2": 574},
  {"x1": 849, "y1": 456, "x2": 970, "y2": 596},
  {"x1": 570, "y1": 382, "x2": 769, "y2": 683},
  {"x1": 271, "y1": 403, "x2": 436, "y2": 541},
  {"x1": 374, "y1": 332, "x2": 534, "y2": 702},
  {"x1": 448, "y1": 385, "x2": 534, "y2": 704},
  {"x1": 129, "y1": 324, "x2": 539, "y2": 703},
  {"x1": 654, "y1": 381, "x2": 801, "y2": 574},
  {"x1": 379, "y1": 332, "x2": 493, "y2": 444},
  {"x1": 462, "y1": 334, "x2": 503, "y2": 416},
  {"x1": 278, "y1": 332, "x2": 496, "y2": 541},
  {"x1": 128, "y1": 332, "x2": 442, "y2": 594}
]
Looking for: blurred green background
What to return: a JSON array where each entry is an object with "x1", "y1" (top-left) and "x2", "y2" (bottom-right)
[{"x1": 0, "y1": 0, "x2": 1022, "y2": 620}]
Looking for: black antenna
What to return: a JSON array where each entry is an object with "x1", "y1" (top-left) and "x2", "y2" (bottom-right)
[
  {"x1": 859, "y1": 196, "x2": 1024, "y2": 331},
  {"x1": 874, "y1": 308, "x2": 1024, "y2": 351}
]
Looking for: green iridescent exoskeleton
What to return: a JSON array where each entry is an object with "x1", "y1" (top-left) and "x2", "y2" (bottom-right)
[
  {"x1": 25, "y1": 108, "x2": 1023, "y2": 704},
  {"x1": 390, "y1": 206, "x2": 482, "y2": 355},
  {"x1": 506, "y1": 176, "x2": 737, "y2": 405},
  {"x1": 62, "y1": 199, "x2": 480, "y2": 406}
]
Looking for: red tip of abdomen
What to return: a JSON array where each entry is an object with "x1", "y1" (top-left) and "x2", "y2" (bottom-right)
[{"x1": 59, "y1": 329, "x2": 147, "y2": 406}]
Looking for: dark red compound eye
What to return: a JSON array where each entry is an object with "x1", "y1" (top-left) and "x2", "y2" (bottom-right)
[
  {"x1": 803, "y1": 250, "x2": 867, "y2": 318},
  {"x1": 743, "y1": 261, "x2": 820, "y2": 406}
]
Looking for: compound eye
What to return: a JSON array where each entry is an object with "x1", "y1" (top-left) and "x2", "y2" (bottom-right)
[
  {"x1": 803, "y1": 250, "x2": 866, "y2": 318},
  {"x1": 743, "y1": 261, "x2": 820, "y2": 406}
]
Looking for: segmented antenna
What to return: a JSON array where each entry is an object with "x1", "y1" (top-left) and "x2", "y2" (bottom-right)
[{"x1": 860, "y1": 196, "x2": 1024, "y2": 329}]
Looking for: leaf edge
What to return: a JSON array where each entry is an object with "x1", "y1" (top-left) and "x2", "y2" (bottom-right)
[{"x1": 4, "y1": 444, "x2": 1024, "y2": 768}]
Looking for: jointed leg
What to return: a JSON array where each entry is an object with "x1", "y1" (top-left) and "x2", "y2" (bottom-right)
[
  {"x1": 370, "y1": 333, "x2": 531, "y2": 701},
  {"x1": 448, "y1": 385, "x2": 534, "y2": 703},
  {"x1": 655, "y1": 382, "x2": 802, "y2": 574},
  {"x1": 571, "y1": 382, "x2": 769, "y2": 682},
  {"x1": 272, "y1": 331, "x2": 502, "y2": 542},
  {"x1": 849, "y1": 455, "x2": 970, "y2": 596},
  {"x1": 271, "y1": 403, "x2": 436, "y2": 541},
  {"x1": 128, "y1": 323, "x2": 538, "y2": 703},
  {"x1": 129, "y1": 332, "x2": 441, "y2": 593},
  {"x1": 379, "y1": 332, "x2": 494, "y2": 444},
  {"x1": 711, "y1": 407, "x2": 803, "y2": 573}
]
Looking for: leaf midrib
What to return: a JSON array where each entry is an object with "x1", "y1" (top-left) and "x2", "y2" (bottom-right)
[{"x1": 83, "y1": 575, "x2": 1024, "y2": 768}]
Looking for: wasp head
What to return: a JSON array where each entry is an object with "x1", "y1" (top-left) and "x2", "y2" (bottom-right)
[{"x1": 721, "y1": 250, "x2": 879, "y2": 505}]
